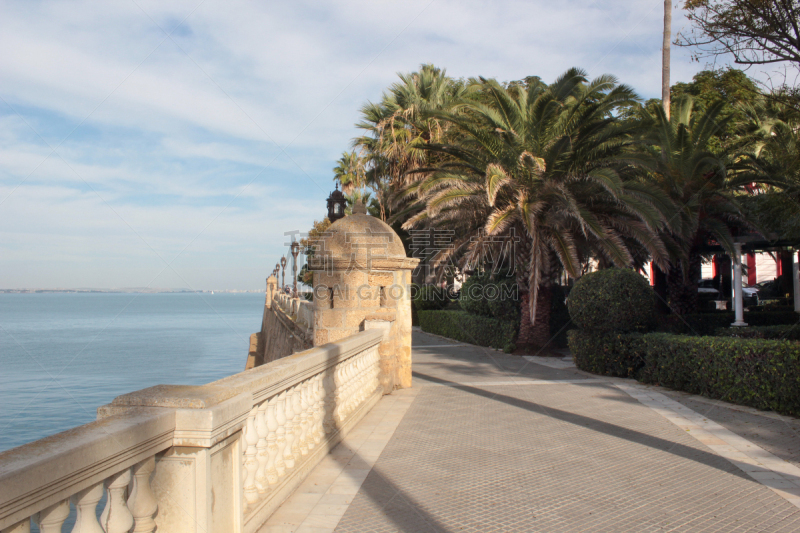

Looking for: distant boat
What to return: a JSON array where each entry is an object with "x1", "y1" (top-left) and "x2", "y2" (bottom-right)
[{"x1": 211, "y1": 291, "x2": 214, "y2": 294}]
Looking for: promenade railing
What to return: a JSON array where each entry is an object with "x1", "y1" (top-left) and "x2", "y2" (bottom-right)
[{"x1": 0, "y1": 328, "x2": 385, "y2": 533}]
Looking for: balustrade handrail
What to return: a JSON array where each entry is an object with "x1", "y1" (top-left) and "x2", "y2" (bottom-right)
[
  {"x1": 0, "y1": 409, "x2": 173, "y2": 531},
  {"x1": 0, "y1": 328, "x2": 385, "y2": 533}
]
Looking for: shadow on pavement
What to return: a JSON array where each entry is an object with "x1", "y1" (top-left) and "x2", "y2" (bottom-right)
[{"x1": 413, "y1": 370, "x2": 752, "y2": 482}]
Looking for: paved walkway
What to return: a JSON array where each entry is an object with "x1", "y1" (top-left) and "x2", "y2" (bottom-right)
[{"x1": 260, "y1": 331, "x2": 800, "y2": 532}]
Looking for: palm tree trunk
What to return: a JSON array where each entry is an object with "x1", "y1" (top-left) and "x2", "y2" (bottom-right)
[
  {"x1": 653, "y1": 265, "x2": 670, "y2": 314},
  {"x1": 518, "y1": 286, "x2": 553, "y2": 348},
  {"x1": 662, "y1": 0, "x2": 672, "y2": 120},
  {"x1": 666, "y1": 253, "x2": 701, "y2": 315}
]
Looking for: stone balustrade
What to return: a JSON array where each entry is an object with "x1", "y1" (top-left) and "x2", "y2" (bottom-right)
[
  {"x1": 274, "y1": 292, "x2": 314, "y2": 333},
  {"x1": 0, "y1": 328, "x2": 386, "y2": 533}
]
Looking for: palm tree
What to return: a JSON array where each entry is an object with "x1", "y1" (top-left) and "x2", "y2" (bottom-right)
[
  {"x1": 405, "y1": 70, "x2": 672, "y2": 346},
  {"x1": 631, "y1": 96, "x2": 781, "y2": 313},
  {"x1": 353, "y1": 65, "x2": 466, "y2": 224},
  {"x1": 663, "y1": 0, "x2": 672, "y2": 120},
  {"x1": 333, "y1": 151, "x2": 364, "y2": 193}
]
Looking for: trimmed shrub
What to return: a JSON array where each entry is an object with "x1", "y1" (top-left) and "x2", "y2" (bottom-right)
[
  {"x1": 459, "y1": 272, "x2": 493, "y2": 317},
  {"x1": 412, "y1": 285, "x2": 450, "y2": 311},
  {"x1": 567, "y1": 330, "x2": 800, "y2": 416},
  {"x1": 657, "y1": 310, "x2": 799, "y2": 336},
  {"x1": 568, "y1": 268, "x2": 656, "y2": 333},
  {"x1": 486, "y1": 277, "x2": 520, "y2": 322},
  {"x1": 714, "y1": 324, "x2": 800, "y2": 341},
  {"x1": 418, "y1": 310, "x2": 517, "y2": 350}
]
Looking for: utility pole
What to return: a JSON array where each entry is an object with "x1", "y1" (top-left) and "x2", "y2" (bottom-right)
[{"x1": 663, "y1": 0, "x2": 672, "y2": 120}]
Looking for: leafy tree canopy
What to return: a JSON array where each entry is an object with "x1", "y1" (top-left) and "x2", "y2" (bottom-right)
[{"x1": 671, "y1": 68, "x2": 761, "y2": 150}]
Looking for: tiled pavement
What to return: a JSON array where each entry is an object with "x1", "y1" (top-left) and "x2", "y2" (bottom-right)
[{"x1": 259, "y1": 330, "x2": 800, "y2": 532}]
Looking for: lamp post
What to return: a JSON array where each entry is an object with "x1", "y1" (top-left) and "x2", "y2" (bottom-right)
[
  {"x1": 280, "y1": 256, "x2": 287, "y2": 291},
  {"x1": 291, "y1": 241, "x2": 300, "y2": 297}
]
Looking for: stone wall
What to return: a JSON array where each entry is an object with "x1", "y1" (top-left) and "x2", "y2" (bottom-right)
[{"x1": 246, "y1": 277, "x2": 313, "y2": 370}]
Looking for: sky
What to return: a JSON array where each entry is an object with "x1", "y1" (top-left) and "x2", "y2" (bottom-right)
[{"x1": 0, "y1": 0, "x2": 750, "y2": 290}]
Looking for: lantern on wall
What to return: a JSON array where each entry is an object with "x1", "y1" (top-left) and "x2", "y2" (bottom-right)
[{"x1": 326, "y1": 184, "x2": 347, "y2": 222}]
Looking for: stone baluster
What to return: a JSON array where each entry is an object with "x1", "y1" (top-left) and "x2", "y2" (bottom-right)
[
  {"x1": 255, "y1": 401, "x2": 269, "y2": 495},
  {"x1": 291, "y1": 385, "x2": 304, "y2": 459},
  {"x1": 101, "y1": 469, "x2": 134, "y2": 533},
  {"x1": 265, "y1": 396, "x2": 279, "y2": 486},
  {"x1": 298, "y1": 382, "x2": 310, "y2": 455},
  {"x1": 352, "y1": 356, "x2": 361, "y2": 411},
  {"x1": 354, "y1": 355, "x2": 364, "y2": 407},
  {"x1": 33, "y1": 499, "x2": 70, "y2": 533},
  {"x1": 372, "y1": 347, "x2": 381, "y2": 391},
  {"x1": 313, "y1": 374, "x2": 324, "y2": 443},
  {"x1": 71, "y1": 482, "x2": 104, "y2": 533},
  {"x1": 128, "y1": 456, "x2": 158, "y2": 533},
  {"x1": 364, "y1": 350, "x2": 374, "y2": 397},
  {"x1": 333, "y1": 363, "x2": 345, "y2": 424},
  {"x1": 351, "y1": 355, "x2": 362, "y2": 409},
  {"x1": 345, "y1": 357, "x2": 358, "y2": 416},
  {"x1": 322, "y1": 372, "x2": 335, "y2": 434},
  {"x1": 355, "y1": 353, "x2": 366, "y2": 405},
  {"x1": 275, "y1": 392, "x2": 287, "y2": 476},
  {"x1": 305, "y1": 381, "x2": 317, "y2": 449},
  {"x1": 283, "y1": 388, "x2": 296, "y2": 469},
  {"x1": 243, "y1": 406, "x2": 259, "y2": 505},
  {"x1": 343, "y1": 359, "x2": 354, "y2": 418}
]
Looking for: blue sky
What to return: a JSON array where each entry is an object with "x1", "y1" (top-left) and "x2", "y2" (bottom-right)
[{"x1": 0, "y1": 0, "x2": 754, "y2": 289}]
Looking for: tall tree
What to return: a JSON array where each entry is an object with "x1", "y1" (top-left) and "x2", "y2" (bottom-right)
[
  {"x1": 671, "y1": 68, "x2": 762, "y2": 151},
  {"x1": 631, "y1": 96, "x2": 782, "y2": 313},
  {"x1": 332, "y1": 151, "x2": 365, "y2": 193},
  {"x1": 663, "y1": 0, "x2": 673, "y2": 120},
  {"x1": 679, "y1": 0, "x2": 800, "y2": 68},
  {"x1": 353, "y1": 65, "x2": 465, "y2": 224},
  {"x1": 406, "y1": 70, "x2": 672, "y2": 346}
]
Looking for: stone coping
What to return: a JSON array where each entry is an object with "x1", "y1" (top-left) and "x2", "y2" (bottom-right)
[
  {"x1": 109, "y1": 329, "x2": 384, "y2": 409},
  {"x1": 0, "y1": 409, "x2": 175, "y2": 530}
]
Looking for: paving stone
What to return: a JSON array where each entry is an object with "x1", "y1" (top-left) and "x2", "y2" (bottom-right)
[{"x1": 333, "y1": 331, "x2": 800, "y2": 532}]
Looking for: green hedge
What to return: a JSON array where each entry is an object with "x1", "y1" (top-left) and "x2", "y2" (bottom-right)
[
  {"x1": 656, "y1": 310, "x2": 798, "y2": 336},
  {"x1": 568, "y1": 330, "x2": 800, "y2": 416},
  {"x1": 418, "y1": 310, "x2": 517, "y2": 351},
  {"x1": 412, "y1": 285, "x2": 451, "y2": 311},
  {"x1": 567, "y1": 330, "x2": 647, "y2": 378},
  {"x1": 714, "y1": 324, "x2": 800, "y2": 341}
]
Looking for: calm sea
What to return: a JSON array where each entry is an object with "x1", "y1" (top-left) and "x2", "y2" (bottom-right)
[{"x1": 0, "y1": 292, "x2": 265, "y2": 453}]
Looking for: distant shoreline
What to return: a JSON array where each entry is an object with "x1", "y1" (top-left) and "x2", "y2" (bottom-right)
[{"x1": 0, "y1": 289, "x2": 264, "y2": 294}]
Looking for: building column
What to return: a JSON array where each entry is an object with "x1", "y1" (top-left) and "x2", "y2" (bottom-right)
[
  {"x1": 793, "y1": 250, "x2": 800, "y2": 314},
  {"x1": 732, "y1": 243, "x2": 747, "y2": 327}
]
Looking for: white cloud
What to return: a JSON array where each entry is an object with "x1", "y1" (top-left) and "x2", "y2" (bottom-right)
[{"x1": 0, "y1": 0, "x2": 768, "y2": 288}]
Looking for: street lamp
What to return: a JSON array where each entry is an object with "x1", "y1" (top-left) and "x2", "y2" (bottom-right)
[
  {"x1": 291, "y1": 241, "x2": 300, "y2": 297},
  {"x1": 280, "y1": 256, "x2": 287, "y2": 291}
]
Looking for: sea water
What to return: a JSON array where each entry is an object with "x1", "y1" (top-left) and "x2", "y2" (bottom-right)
[{"x1": 0, "y1": 292, "x2": 264, "y2": 453}]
